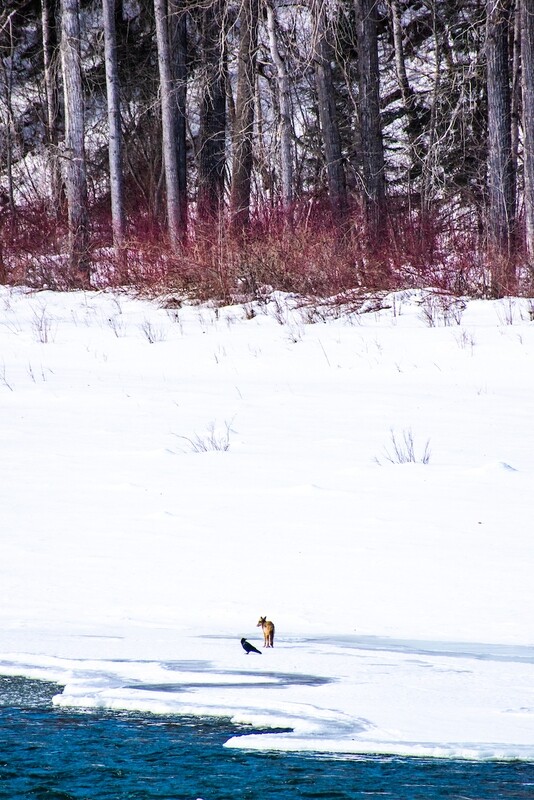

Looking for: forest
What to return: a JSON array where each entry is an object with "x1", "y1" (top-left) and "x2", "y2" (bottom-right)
[{"x1": 0, "y1": 0, "x2": 533, "y2": 301}]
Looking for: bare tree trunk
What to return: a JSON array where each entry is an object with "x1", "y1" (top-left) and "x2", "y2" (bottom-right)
[
  {"x1": 389, "y1": 0, "x2": 419, "y2": 193},
  {"x1": 421, "y1": 1, "x2": 442, "y2": 215},
  {"x1": 0, "y1": 10, "x2": 16, "y2": 216},
  {"x1": 510, "y1": 2, "x2": 521, "y2": 205},
  {"x1": 60, "y1": 0, "x2": 90, "y2": 282},
  {"x1": 169, "y1": 0, "x2": 187, "y2": 233},
  {"x1": 356, "y1": 0, "x2": 385, "y2": 241},
  {"x1": 197, "y1": 0, "x2": 226, "y2": 222},
  {"x1": 42, "y1": 0, "x2": 63, "y2": 215},
  {"x1": 230, "y1": 0, "x2": 260, "y2": 232},
  {"x1": 486, "y1": 0, "x2": 515, "y2": 294},
  {"x1": 312, "y1": 0, "x2": 347, "y2": 218},
  {"x1": 389, "y1": 0, "x2": 411, "y2": 118},
  {"x1": 521, "y1": 0, "x2": 534, "y2": 264},
  {"x1": 266, "y1": 1, "x2": 293, "y2": 212},
  {"x1": 102, "y1": 0, "x2": 126, "y2": 260},
  {"x1": 154, "y1": 0, "x2": 185, "y2": 247}
]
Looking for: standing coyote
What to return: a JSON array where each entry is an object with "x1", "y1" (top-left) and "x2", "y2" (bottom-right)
[{"x1": 257, "y1": 616, "x2": 275, "y2": 647}]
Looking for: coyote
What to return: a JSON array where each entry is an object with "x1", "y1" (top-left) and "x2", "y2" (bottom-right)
[{"x1": 257, "y1": 616, "x2": 275, "y2": 647}]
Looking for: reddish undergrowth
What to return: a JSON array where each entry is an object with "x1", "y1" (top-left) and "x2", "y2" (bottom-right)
[{"x1": 0, "y1": 200, "x2": 530, "y2": 302}]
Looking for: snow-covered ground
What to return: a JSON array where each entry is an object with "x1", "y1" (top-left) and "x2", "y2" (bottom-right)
[{"x1": 1, "y1": 285, "x2": 533, "y2": 759}]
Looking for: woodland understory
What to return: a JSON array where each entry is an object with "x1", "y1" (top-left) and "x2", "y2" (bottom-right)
[{"x1": 1, "y1": 0, "x2": 534, "y2": 303}]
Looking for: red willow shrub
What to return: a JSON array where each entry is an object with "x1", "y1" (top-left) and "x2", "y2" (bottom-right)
[{"x1": 0, "y1": 198, "x2": 527, "y2": 300}]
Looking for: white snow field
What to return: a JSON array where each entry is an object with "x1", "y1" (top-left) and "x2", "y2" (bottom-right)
[{"x1": 0, "y1": 285, "x2": 533, "y2": 759}]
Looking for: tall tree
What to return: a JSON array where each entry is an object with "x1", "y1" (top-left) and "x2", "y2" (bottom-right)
[
  {"x1": 521, "y1": 0, "x2": 534, "y2": 264},
  {"x1": 0, "y1": 6, "x2": 17, "y2": 216},
  {"x1": 169, "y1": 0, "x2": 187, "y2": 232},
  {"x1": 388, "y1": 0, "x2": 420, "y2": 195},
  {"x1": 154, "y1": 0, "x2": 186, "y2": 247},
  {"x1": 230, "y1": 0, "x2": 260, "y2": 231},
  {"x1": 486, "y1": 0, "x2": 515, "y2": 292},
  {"x1": 356, "y1": 0, "x2": 385, "y2": 241},
  {"x1": 266, "y1": 0, "x2": 293, "y2": 212},
  {"x1": 197, "y1": 0, "x2": 226, "y2": 222},
  {"x1": 41, "y1": 0, "x2": 63, "y2": 215},
  {"x1": 60, "y1": 0, "x2": 89, "y2": 281},
  {"x1": 312, "y1": 0, "x2": 347, "y2": 217},
  {"x1": 102, "y1": 0, "x2": 126, "y2": 259}
]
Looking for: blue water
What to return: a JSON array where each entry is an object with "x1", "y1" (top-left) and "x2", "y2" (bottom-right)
[{"x1": 1, "y1": 677, "x2": 532, "y2": 799}]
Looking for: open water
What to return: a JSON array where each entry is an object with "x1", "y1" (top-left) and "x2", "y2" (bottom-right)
[{"x1": 0, "y1": 676, "x2": 532, "y2": 799}]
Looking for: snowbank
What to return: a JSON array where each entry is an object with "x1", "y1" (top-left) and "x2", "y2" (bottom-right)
[{"x1": 1, "y1": 286, "x2": 533, "y2": 758}]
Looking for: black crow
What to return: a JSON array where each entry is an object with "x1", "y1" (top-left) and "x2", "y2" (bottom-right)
[{"x1": 241, "y1": 637, "x2": 261, "y2": 654}]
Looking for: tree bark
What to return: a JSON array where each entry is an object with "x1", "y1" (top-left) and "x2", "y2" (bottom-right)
[
  {"x1": 312, "y1": 0, "x2": 347, "y2": 218},
  {"x1": 521, "y1": 0, "x2": 534, "y2": 264},
  {"x1": 102, "y1": 0, "x2": 126, "y2": 259},
  {"x1": 389, "y1": 0, "x2": 419, "y2": 192},
  {"x1": 510, "y1": 3, "x2": 521, "y2": 211},
  {"x1": 486, "y1": 0, "x2": 515, "y2": 293},
  {"x1": 356, "y1": 0, "x2": 385, "y2": 241},
  {"x1": 230, "y1": 0, "x2": 260, "y2": 232},
  {"x1": 0, "y1": 9, "x2": 16, "y2": 216},
  {"x1": 266, "y1": 1, "x2": 293, "y2": 212},
  {"x1": 420, "y1": 1, "x2": 442, "y2": 214},
  {"x1": 169, "y1": 0, "x2": 187, "y2": 232},
  {"x1": 154, "y1": 0, "x2": 185, "y2": 247},
  {"x1": 42, "y1": 0, "x2": 63, "y2": 215},
  {"x1": 60, "y1": 0, "x2": 90, "y2": 281},
  {"x1": 197, "y1": 0, "x2": 226, "y2": 223}
]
